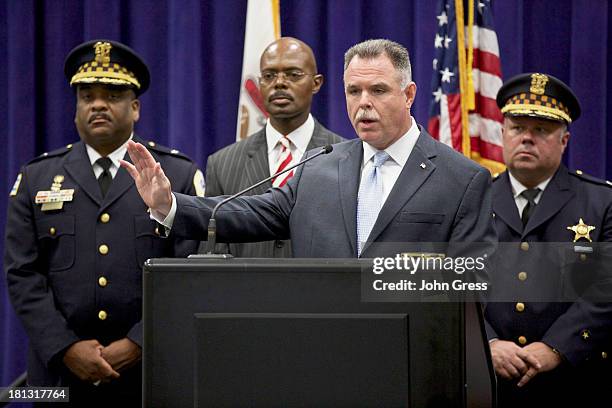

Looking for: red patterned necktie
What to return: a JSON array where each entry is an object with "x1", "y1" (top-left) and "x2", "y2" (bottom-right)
[{"x1": 272, "y1": 136, "x2": 294, "y2": 187}]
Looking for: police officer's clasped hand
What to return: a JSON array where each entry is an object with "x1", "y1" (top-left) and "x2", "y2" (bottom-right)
[
  {"x1": 100, "y1": 338, "x2": 142, "y2": 372},
  {"x1": 62, "y1": 339, "x2": 120, "y2": 384}
]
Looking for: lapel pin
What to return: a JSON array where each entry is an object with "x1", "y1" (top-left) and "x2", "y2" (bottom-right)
[{"x1": 420, "y1": 163, "x2": 426, "y2": 169}]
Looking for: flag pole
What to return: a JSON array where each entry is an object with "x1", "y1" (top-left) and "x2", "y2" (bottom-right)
[
  {"x1": 272, "y1": 0, "x2": 281, "y2": 39},
  {"x1": 455, "y1": 0, "x2": 471, "y2": 158},
  {"x1": 466, "y1": 0, "x2": 475, "y2": 111}
]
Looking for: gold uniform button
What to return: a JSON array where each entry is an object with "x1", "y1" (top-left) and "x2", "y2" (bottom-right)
[
  {"x1": 66, "y1": 144, "x2": 73, "y2": 149},
  {"x1": 49, "y1": 227, "x2": 56, "y2": 236},
  {"x1": 576, "y1": 170, "x2": 583, "y2": 175},
  {"x1": 98, "y1": 310, "x2": 107, "y2": 320},
  {"x1": 100, "y1": 213, "x2": 110, "y2": 223},
  {"x1": 580, "y1": 254, "x2": 587, "y2": 261},
  {"x1": 515, "y1": 302, "x2": 525, "y2": 312},
  {"x1": 98, "y1": 277, "x2": 108, "y2": 287},
  {"x1": 154, "y1": 226, "x2": 160, "y2": 236},
  {"x1": 99, "y1": 244, "x2": 109, "y2": 255},
  {"x1": 518, "y1": 336, "x2": 527, "y2": 345},
  {"x1": 602, "y1": 352, "x2": 608, "y2": 359},
  {"x1": 520, "y1": 242, "x2": 530, "y2": 251},
  {"x1": 148, "y1": 141, "x2": 156, "y2": 147},
  {"x1": 518, "y1": 271, "x2": 528, "y2": 281}
]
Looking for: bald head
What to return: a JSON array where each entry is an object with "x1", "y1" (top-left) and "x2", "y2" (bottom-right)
[
  {"x1": 260, "y1": 37, "x2": 318, "y2": 73},
  {"x1": 258, "y1": 37, "x2": 324, "y2": 135}
]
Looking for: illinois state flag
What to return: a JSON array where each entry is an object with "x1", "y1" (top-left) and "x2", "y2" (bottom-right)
[
  {"x1": 428, "y1": 0, "x2": 505, "y2": 174},
  {"x1": 235, "y1": 0, "x2": 281, "y2": 141}
]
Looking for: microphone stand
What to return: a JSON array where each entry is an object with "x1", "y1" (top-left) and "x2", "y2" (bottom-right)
[{"x1": 194, "y1": 145, "x2": 333, "y2": 258}]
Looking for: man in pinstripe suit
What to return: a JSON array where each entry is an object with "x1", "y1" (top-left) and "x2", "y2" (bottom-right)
[{"x1": 202, "y1": 37, "x2": 344, "y2": 258}]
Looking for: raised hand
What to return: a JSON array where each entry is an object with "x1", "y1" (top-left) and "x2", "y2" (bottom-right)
[{"x1": 120, "y1": 140, "x2": 173, "y2": 218}]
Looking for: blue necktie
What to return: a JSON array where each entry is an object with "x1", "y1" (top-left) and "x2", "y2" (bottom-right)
[{"x1": 357, "y1": 150, "x2": 390, "y2": 257}]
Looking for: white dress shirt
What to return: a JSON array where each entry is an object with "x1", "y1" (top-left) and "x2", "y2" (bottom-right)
[
  {"x1": 266, "y1": 114, "x2": 315, "y2": 176},
  {"x1": 360, "y1": 117, "x2": 420, "y2": 206},
  {"x1": 508, "y1": 172, "x2": 552, "y2": 216},
  {"x1": 86, "y1": 133, "x2": 134, "y2": 179}
]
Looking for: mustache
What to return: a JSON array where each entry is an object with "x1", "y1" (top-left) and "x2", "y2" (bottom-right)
[
  {"x1": 269, "y1": 91, "x2": 293, "y2": 101},
  {"x1": 354, "y1": 109, "x2": 380, "y2": 122},
  {"x1": 89, "y1": 113, "x2": 111, "y2": 123}
]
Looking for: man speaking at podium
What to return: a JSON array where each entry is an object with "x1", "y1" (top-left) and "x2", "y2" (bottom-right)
[{"x1": 122, "y1": 39, "x2": 495, "y2": 261}]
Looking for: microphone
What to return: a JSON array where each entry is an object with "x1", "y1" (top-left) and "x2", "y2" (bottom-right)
[{"x1": 202, "y1": 144, "x2": 334, "y2": 255}]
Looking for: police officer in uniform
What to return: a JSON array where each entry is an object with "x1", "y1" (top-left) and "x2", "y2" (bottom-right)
[
  {"x1": 485, "y1": 73, "x2": 612, "y2": 407},
  {"x1": 4, "y1": 40, "x2": 203, "y2": 406}
]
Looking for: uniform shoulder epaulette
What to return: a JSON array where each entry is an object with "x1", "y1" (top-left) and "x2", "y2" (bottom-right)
[
  {"x1": 143, "y1": 140, "x2": 192, "y2": 161},
  {"x1": 569, "y1": 169, "x2": 612, "y2": 188},
  {"x1": 27, "y1": 143, "x2": 76, "y2": 165}
]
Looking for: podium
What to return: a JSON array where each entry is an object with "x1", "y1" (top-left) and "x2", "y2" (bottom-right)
[{"x1": 143, "y1": 258, "x2": 495, "y2": 407}]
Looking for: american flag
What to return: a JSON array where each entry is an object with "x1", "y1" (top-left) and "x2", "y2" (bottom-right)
[{"x1": 427, "y1": 0, "x2": 505, "y2": 173}]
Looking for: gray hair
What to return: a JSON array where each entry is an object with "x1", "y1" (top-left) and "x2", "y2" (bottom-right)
[
  {"x1": 559, "y1": 123, "x2": 569, "y2": 141},
  {"x1": 343, "y1": 39, "x2": 412, "y2": 88}
]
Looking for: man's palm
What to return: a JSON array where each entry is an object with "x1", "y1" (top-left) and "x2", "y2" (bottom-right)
[{"x1": 121, "y1": 141, "x2": 173, "y2": 216}]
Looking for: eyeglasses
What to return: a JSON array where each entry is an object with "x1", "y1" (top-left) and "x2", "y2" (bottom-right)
[{"x1": 259, "y1": 70, "x2": 315, "y2": 84}]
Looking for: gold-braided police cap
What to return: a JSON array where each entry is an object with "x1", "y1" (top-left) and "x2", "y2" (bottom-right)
[
  {"x1": 64, "y1": 39, "x2": 150, "y2": 95},
  {"x1": 496, "y1": 73, "x2": 580, "y2": 124}
]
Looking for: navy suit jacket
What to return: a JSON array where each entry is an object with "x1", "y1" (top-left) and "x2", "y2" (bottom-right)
[{"x1": 172, "y1": 128, "x2": 495, "y2": 266}]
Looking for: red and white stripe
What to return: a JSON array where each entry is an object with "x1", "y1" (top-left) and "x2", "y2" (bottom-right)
[
  {"x1": 432, "y1": 23, "x2": 504, "y2": 165},
  {"x1": 272, "y1": 137, "x2": 294, "y2": 188},
  {"x1": 466, "y1": 25, "x2": 504, "y2": 162}
]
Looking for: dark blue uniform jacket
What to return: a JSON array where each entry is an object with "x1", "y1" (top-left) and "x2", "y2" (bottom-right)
[
  {"x1": 4, "y1": 137, "x2": 201, "y2": 387},
  {"x1": 485, "y1": 165, "x2": 612, "y2": 406}
]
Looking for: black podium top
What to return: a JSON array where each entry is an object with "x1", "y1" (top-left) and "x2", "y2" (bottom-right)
[{"x1": 143, "y1": 258, "x2": 494, "y2": 408}]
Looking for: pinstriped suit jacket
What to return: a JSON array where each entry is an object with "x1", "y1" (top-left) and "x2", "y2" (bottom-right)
[{"x1": 202, "y1": 119, "x2": 344, "y2": 257}]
